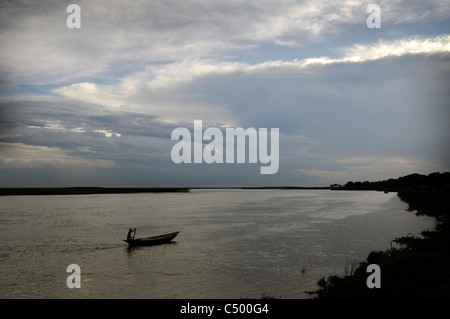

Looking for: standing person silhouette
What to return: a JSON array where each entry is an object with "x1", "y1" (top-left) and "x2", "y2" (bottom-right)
[{"x1": 127, "y1": 228, "x2": 136, "y2": 241}]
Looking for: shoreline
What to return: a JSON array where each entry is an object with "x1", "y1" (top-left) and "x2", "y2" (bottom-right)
[
  {"x1": 313, "y1": 172, "x2": 450, "y2": 298},
  {"x1": 0, "y1": 186, "x2": 331, "y2": 196},
  {"x1": 0, "y1": 187, "x2": 190, "y2": 196}
]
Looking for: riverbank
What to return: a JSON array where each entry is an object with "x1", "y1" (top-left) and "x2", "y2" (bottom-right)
[
  {"x1": 0, "y1": 187, "x2": 190, "y2": 196},
  {"x1": 314, "y1": 172, "x2": 450, "y2": 298}
]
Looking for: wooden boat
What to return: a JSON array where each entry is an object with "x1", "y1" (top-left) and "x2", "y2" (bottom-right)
[{"x1": 124, "y1": 231, "x2": 180, "y2": 246}]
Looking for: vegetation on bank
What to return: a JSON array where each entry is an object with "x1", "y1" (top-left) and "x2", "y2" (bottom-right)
[{"x1": 314, "y1": 172, "x2": 450, "y2": 298}]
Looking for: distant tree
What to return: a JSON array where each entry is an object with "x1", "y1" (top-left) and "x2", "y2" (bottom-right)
[{"x1": 345, "y1": 181, "x2": 354, "y2": 188}]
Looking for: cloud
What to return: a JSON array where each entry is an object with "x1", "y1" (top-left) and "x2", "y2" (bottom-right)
[
  {"x1": 3, "y1": 48, "x2": 448, "y2": 186},
  {"x1": 338, "y1": 34, "x2": 450, "y2": 62},
  {"x1": 0, "y1": 97, "x2": 178, "y2": 174},
  {"x1": 48, "y1": 34, "x2": 450, "y2": 126},
  {"x1": 1, "y1": 0, "x2": 449, "y2": 84}
]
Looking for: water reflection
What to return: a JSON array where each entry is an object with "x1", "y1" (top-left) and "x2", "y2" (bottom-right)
[{"x1": 125, "y1": 241, "x2": 178, "y2": 254}]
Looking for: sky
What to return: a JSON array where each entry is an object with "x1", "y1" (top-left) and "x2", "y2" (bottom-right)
[{"x1": 0, "y1": 0, "x2": 449, "y2": 187}]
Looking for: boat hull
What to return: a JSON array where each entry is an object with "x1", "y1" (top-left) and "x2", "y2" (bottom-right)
[{"x1": 124, "y1": 231, "x2": 179, "y2": 246}]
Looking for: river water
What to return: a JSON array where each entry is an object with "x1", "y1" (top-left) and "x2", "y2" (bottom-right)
[{"x1": 0, "y1": 189, "x2": 435, "y2": 298}]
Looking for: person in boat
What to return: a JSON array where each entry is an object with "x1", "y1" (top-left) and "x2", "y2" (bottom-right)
[{"x1": 127, "y1": 228, "x2": 136, "y2": 241}]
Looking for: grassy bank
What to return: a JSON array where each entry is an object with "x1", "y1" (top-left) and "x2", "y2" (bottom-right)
[{"x1": 314, "y1": 172, "x2": 450, "y2": 298}]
